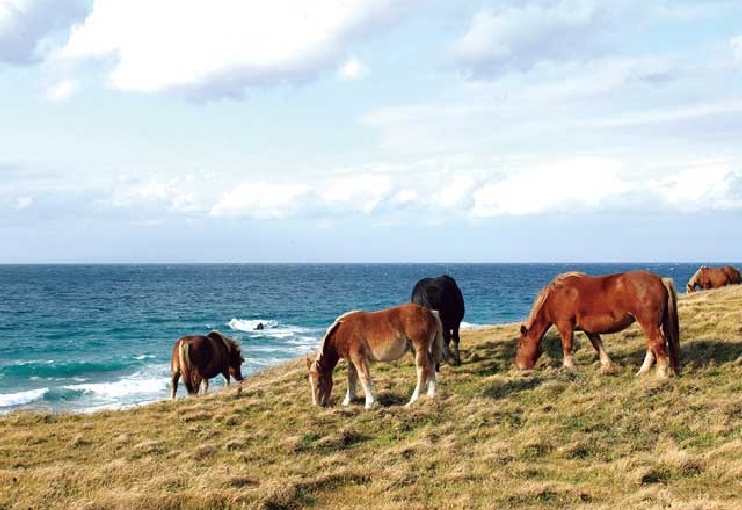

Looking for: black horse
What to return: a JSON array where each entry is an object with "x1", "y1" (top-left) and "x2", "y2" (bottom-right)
[{"x1": 411, "y1": 275, "x2": 465, "y2": 367}]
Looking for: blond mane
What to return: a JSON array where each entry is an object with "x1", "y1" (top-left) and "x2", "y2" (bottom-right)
[
  {"x1": 687, "y1": 267, "x2": 705, "y2": 286},
  {"x1": 525, "y1": 272, "x2": 587, "y2": 328},
  {"x1": 315, "y1": 310, "x2": 359, "y2": 362}
]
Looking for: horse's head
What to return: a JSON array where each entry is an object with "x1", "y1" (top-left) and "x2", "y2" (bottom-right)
[
  {"x1": 686, "y1": 283, "x2": 695, "y2": 293},
  {"x1": 307, "y1": 357, "x2": 332, "y2": 407},
  {"x1": 514, "y1": 325, "x2": 542, "y2": 370},
  {"x1": 229, "y1": 353, "x2": 245, "y2": 381},
  {"x1": 225, "y1": 340, "x2": 245, "y2": 381}
]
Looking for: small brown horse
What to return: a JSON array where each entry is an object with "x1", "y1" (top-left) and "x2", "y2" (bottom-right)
[
  {"x1": 727, "y1": 265, "x2": 742, "y2": 284},
  {"x1": 171, "y1": 330, "x2": 245, "y2": 399},
  {"x1": 686, "y1": 265, "x2": 742, "y2": 292},
  {"x1": 515, "y1": 271, "x2": 680, "y2": 377},
  {"x1": 307, "y1": 303, "x2": 445, "y2": 409}
]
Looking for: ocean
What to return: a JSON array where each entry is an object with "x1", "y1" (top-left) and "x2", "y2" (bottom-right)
[{"x1": 0, "y1": 262, "x2": 724, "y2": 414}]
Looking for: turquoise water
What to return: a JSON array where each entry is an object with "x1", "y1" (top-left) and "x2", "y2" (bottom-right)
[{"x1": 0, "y1": 263, "x2": 723, "y2": 413}]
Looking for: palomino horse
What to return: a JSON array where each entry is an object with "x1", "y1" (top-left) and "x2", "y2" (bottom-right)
[
  {"x1": 307, "y1": 303, "x2": 445, "y2": 409},
  {"x1": 515, "y1": 270, "x2": 680, "y2": 378},
  {"x1": 411, "y1": 275, "x2": 465, "y2": 367},
  {"x1": 171, "y1": 330, "x2": 245, "y2": 399},
  {"x1": 687, "y1": 265, "x2": 742, "y2": 292}
]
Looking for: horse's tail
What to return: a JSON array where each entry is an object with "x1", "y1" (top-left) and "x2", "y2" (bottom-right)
[
  {"x1": 661, "y1": 277, "x2": 681, "y2": 375},
  {"x1": 179, "y1": 341, "x2": 197, "y2": 394},
  {"x1": 429, "y1": 309, "x2": 446, "y2": 366}
]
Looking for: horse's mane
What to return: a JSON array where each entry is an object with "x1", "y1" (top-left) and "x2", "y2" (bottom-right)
[
  {"x1": 315, "y1": 310, "x2": 359, "y2": 362},
  {"x1": 525, "y1": 272, "x2": 587, "y2": 328},
  {"x1": 208, "y1": 330, "x2": 241, "y2": 354},
  {"x1": 688, "y1": 267, "x2": 705, "y2": 285}
]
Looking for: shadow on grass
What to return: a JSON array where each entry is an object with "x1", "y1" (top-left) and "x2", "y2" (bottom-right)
[
  {"x1": 603, "y1": 339, "x2": 741, "y2": 372},
  {"x1": 454, "y1": 338, "x2": 518, "y2": 376},
  {"x1": 483, "y1": 377, "x2": 544, "y2": 400},
  {"x1": 538, "y1": 332, "x2": 741, "y2": 373}
]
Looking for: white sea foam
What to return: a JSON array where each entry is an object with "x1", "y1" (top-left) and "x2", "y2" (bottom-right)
[
  {"x1": 0, "y1": 387, "x2": 49, "y2": 408},
  {"x1": 460, "y1": 321, "x2": 490, "y2": 330},
  {"x1": 228, "y1": 318, "x2": 317, "y2": 341},
  {"x1": 228, "y1": 318, "x2": 279, "y2": 332},
  {"x1": 64, "y1": 375, "x2": 169, "y2": 398}
]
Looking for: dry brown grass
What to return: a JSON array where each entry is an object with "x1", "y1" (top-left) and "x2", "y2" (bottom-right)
[{"x1": 2, "y1": 285, "x2": 742, "y2": 509}]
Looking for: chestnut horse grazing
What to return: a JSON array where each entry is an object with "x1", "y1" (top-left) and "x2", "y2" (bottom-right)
[
  {"x1": 171, "y1": 330, "x2": 245, "y2": 399},
  {"x1": 515, "y1": 271, "x2": 680, "y2": 378},
  {"x1": 687, "y1": 265, "x2": 742, "y2": 292},
  {"x1": 307, "y1": 303, "x2": 445, "y2": 409}
]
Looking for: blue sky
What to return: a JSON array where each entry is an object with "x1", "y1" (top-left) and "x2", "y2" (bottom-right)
[{"x1": 1, "y1": 0, "x2": 741, "y2": 263}]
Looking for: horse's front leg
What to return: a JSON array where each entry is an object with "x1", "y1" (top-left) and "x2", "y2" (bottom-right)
[
  {"x1": 354, "y1": 358, "x2": 376, "y2": 409},
  {"x1": 200, "y1": 378, "x2": 209, "y2": 395},
  {"x1": 409, "y1": 344, "x2": 438, "y2": 407},
  {"x1": 342, "y1": 362, "x2": 358, "y2": 406},
  {"x1": 223, "y1": 370, "x2": 231, "y2": 387},
  {"x1": 452, "y1": 326, "x2": 462, "y2": 366},
  {"x1": 586, "y1": 333, "x2": 612, "y2": 371},
  {"x1": 556, "y1": 323, "x2": 576, "y2": 369}
]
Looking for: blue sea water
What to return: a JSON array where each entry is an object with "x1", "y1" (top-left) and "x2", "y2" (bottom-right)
[{"x1": 0, "y1": 262, "x2": 729, "y2": 414}]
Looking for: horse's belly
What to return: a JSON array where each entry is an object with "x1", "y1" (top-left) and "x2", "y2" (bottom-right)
[
  {"x1": 580, "y1": 314, "x2": 635, "y2": 334},
  {"x1": 368, "y1": 341, "x2": 409, "y2": 362}
]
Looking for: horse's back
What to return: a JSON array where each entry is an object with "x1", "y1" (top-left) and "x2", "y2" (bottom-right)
[
  {"x1": 410, "y1": 275, "x2": 464, "y2": 324},
  {"x1": 551, "y1": 270, "x2": 666, "y2": 314},
  {"x1": 336, "y1": 304, "x2": 437, "y2": 360}
]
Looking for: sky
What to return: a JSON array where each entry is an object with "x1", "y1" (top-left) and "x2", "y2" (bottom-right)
[{"x1": 1, "y1": 0, "x2": 741, "y2": 263}]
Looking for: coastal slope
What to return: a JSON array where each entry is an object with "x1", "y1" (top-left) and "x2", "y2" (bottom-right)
[{"x1": 2, "y1": 285, "x2": 742, "y2": 509}]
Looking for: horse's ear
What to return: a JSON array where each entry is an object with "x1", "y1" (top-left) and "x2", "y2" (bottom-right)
[{"x1": 520, "y1": 325, "x2": 528, "y2": 336}]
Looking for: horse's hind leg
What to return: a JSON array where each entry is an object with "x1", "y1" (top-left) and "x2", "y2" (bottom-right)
[
  {"x1": 407, "y1": 346, "x2": 435, "y2": 407},
  {"x1": 638, "y1": 322, "x2": 668, "y2": 378},
  {"x1": 200, "y1": 378, "x2": 209, "y2": 395},
  {"x1": 342, "y1": 362, "x2": 359, "y2": 406},
  {"x1": 171, "y1": 372, "x2": 180, "y2": 399},
  {"x1": 424, "y1": 351, "x2": 436, "y2": 398},
  {"x1": 586, "y1": 333, "x2": 612, "y2": 371}
]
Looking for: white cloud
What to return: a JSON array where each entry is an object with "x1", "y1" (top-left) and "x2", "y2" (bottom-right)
[
  {"x1": 470, "y1": 157, "x2": 631, "y2": 217},
  {"x1": 436, "y1": 175, "x2": 479, "y2": 210},
  {"x1": 57, "y1": 0, "x2": 410, "y2": 97},
  {"x1": 652, "y1": 164, "x2": 741, "y2": 210},
  {"x1": 5, "y1": 157, "x2": 742, "y2": 228},
  {"x1": 15, "y1": 196, "x2": 33, "y2": 209},
  {"x1": 46, "y1": 79, "x2": 76, "y2": 101},
  {"x1": 449, "y1": 0, "x2": 642, "y2": 77},
  {"x1": 210, "y1": 182, "x2": 312, "y2": 219},
  {"x1": 337, "y1": 57, "x2": 368, "y2": 81},
  {"x1": 321, "y1": 174, "x2": 392, "y2": 214},
  {"x1": 0, "y1": 0, "x2": 87, "y2": 64}
]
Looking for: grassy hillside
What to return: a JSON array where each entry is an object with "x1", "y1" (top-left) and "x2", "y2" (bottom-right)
[{"x1": 2, "y1": 285, "x2": 742, "y2": 509}]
